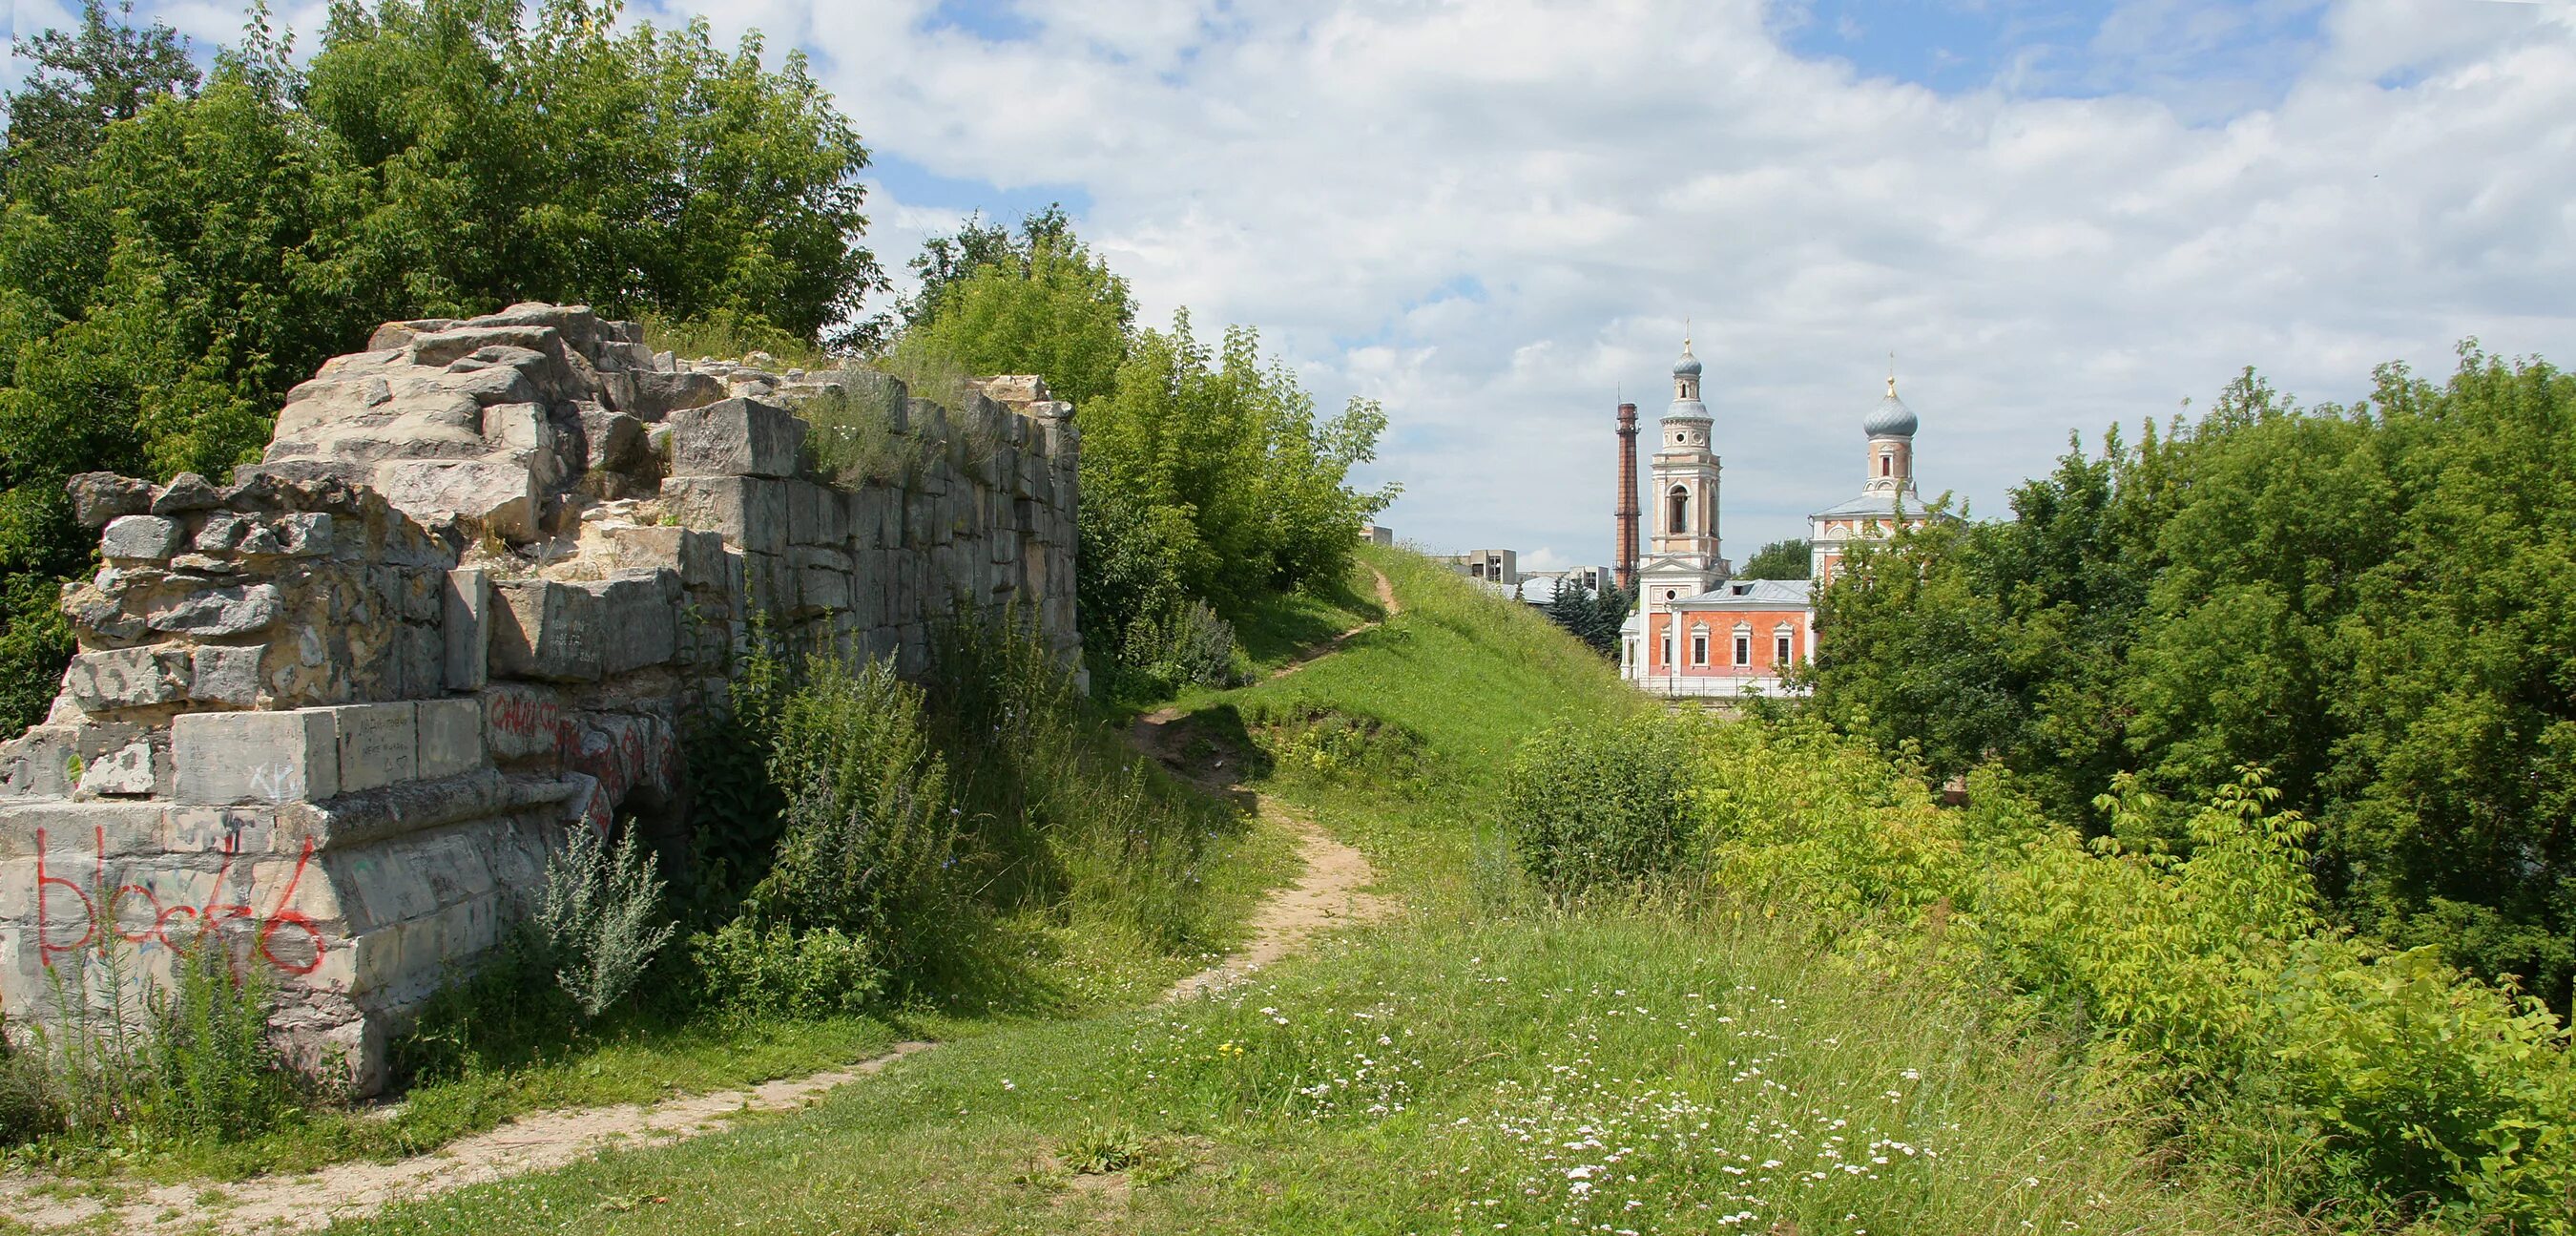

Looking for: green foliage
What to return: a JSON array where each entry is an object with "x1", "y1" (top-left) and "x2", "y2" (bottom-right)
[
  {"x1": 1589, "y1": 714, "x2": 2576, "y2": 1228},
  {"x1": 533, "y1": 825, "x2": 678, "y2": 1020},
  {"x1": 0, "y1": 0, "x2": 886, "y2": 729},
  {"x1": 20, "y1": 932, "x2": 303, "y2": 1146},
  {"x1": 1117, "y1": 596, "x2": 1240, "y2": 694},
  {"x1": 687, "y1": 922, "x2": 883, "y2": 1022},
  {"x1": 888, "y1": 210, "x2": 1395, "y2": 696},
  {"x1": 904, "y1": 212, "x2": 1132, "y2": 408},
  {"x1": 1506, "y1": 713, "x2": 1699, "y2": 894},
  {"x1": 1810, "y1": 350, "x2": 2576, "y2": 1010},
  {"x1": 1734, "y1": 537, "x2": 1812, "y2": 579},
  {"x1": 2, "y1": 1, "x2": 200, "y2": 169},
  {"x1": 744, "y1": 655, "x2": 958, "y2": 958},
  {"x1": 791, "y1": 367, "x2": 928, "y2": 488},
  {"x1": 1541, "y1": 577, "x2": 1628, "y2": 657}
]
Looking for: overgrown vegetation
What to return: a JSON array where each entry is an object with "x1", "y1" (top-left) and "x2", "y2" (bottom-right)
[
  {"x1": 0, "y1": 0, "x2": 887, "y2": 731},
  {"x1": 1735, "y1": 536, "x2": 1812, "y2": 579},
  {"x1": 1807, "y1": 347, "x2": 2576, "y2": 1013},
  {"x1": 1541, "y1": 576, "x2": 1631, "y2": 657},
  {"x1": 885, "y1": 208, "x2": 1399, "y2": 702},
  {"x1": 305, "y1": 551, "x2": 2300, "y2": 1236},
  {"x1": 1508, "y1": 711, "x2": 2576, "y2": 1230}
]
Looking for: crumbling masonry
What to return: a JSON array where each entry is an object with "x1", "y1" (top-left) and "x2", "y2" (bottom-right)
[{"x1": 0, "y1": 304, "x2": 1080, "y2": 1091}]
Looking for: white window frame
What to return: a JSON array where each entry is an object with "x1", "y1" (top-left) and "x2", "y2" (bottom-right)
[
  {"x1": 1691, "y1": 630, "x2": 1709, "y2": 666},
  {"x1": 1732, "y1": 624, "x2": 1752, "y2": 667}
]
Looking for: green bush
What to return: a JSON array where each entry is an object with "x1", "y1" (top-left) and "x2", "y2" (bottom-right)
[
  {"x1": 532, "y1": 826, "x2": 677, "y2": 1020},
  {"x1": 688, "y1": 922, "x2": 883, "y2": 1021},
  {"x1": 1635, "y1": 717, "x2": 2576, "y2": 1229},
  {"x1": 1504, "y1": 714, "x2": 1699, "y2": 895},
  {"x1": 26, "y1": 932, "x2": 304, "y2": 1142},
  {"x1": 743, "y1": 655, "x2": 959, "y2": 960}
]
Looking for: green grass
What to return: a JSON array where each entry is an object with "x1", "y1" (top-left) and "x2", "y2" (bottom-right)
[
  {"x1": 36, "y1": 551, "x2": 2310, "y2": 1233},
  {"x1": 1221, "y1": 559, "x2": 1385, "y2": 679},
  {"x1": 314, "y1": 909, "x2": 2275, "y2": 1235}
]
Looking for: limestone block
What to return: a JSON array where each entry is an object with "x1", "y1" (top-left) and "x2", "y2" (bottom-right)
[
  {"x1": 174, "y1": 708, "x2": 339, "y2": 804},
  {"x1": 405, "y1": 325, "x2": 561, "y2": 371},
  {"x1": 489, "y1": 578, "x2": 602, "y2": 682},
  {"x1": 101, "y1": 515, "x2": 183, "y2": 561},
  {"x1": 631, "y1": 370, "x2": 724, "y2": 420},
  {"x1": 659, "y1": 475, "x2": 788, "y2": 557},
  {"x1": 444, "y1": 569, "x2": 490, "y2": 692},
  {"x1": 849, "y1": 552, "x2": 888, "y2": 627},
  {"x1": 146, "y1": 583, "x2": 282, "y2": 639},
  {"x1": 579, "y1": 406, "x2": 651, "y2": 473},
  {"x1": 604, "y1": 525, "x2": 728, "y2": 591},
  {"x1": 330, "y1": 702, "x2": 418, "y2": 794},
  {"x1": 849, "y1": 488, "x2": 892, "y2": 550},
  {"x1": 190, "y1": 644, "x2": 263, "y2": 707},
  {"x1": 152, "y1": 472, "x2": 220, "y2": 514},
  {"x1": 271, "y1": 512, "x2": 335, "y2": 561},
  {"x1": 391, "y1": 623, "x2": 446, "y2": 699},
  {"x1": 77, "y1": 740, "x2": 156, "y2": 797},
  {"x1": 65, "y1": 645, "x2": 191, "y2": 710},
  {"x1": 485, "y1": 683, "x2": 570, "y2": 761},
  {"x1": 795, "y1": 561, "x2": 851, "y2": 614},
  {"x1": 595, "y1": 572, "x2": 681, "y2": 676},
  {"x1": 665, "y1": 398, "x2": 806, "y2": 479},
  {"x1": 787, "y1": 480, "x2": 851, "y2": 546},
  {"x1": 0, "y1": 726, "x2": 80, "y2": 800},
  {"x1": 373, "y1": 459, "x2": 540, "y2": 542},
  {"x1": 68, "y1": 472, "x2": 155, "y2": 530},
  {"x1": 416, "y1": 697, "x2": 484, "y2": 780}
]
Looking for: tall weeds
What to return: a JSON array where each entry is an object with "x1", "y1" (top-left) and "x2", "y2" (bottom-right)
[{"x1": 11, "y1": 926, "x2": 302, "y2": 1147}]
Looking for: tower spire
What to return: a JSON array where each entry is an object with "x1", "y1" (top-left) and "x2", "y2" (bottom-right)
[{"x1": 1887, "y1": 351, "x2": 1897, "y2": 398}]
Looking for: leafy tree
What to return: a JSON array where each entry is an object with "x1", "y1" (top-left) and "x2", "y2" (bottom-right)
[
  {"x1": 1735, "y1": 537, "x2": 1811, "y2": 580},
  {"x1": 904, "y1": 216, "x2": 1131, "y2": 408},
  {"x1": 0, "y1": 0, "x2": 888, "y2": 731},
  {"x1": 1809, "y1": 348, "x2": 2576, "y2": 1009},
  {"x1": 896, "y1": 204, "x2": 1074, "y2": 336},
  {"x1": 896, "y1": 213, "x2": 1396, "y2": 688},
  {"x1": 2, "y1": 1, "x2": 200, "y2": 172}
]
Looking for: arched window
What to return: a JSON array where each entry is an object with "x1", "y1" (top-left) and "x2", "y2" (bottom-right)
[
  {"x1": 1667, "y1": 485, "x2": 1690, "y2": 534},
  {"x1": 1880, "y1": 454, "x2": 1892, "y2": 477}
]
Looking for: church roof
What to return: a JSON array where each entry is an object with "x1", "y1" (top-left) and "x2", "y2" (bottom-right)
[
  {"x1": 1864, "y1": 387, "x2": 1918, "y2": 439},
  {"x1": 1670, "y1": 577, "x2": 1814, "y2": 610},
  {"x1": 1809, "y1": 491, "x2": 1922, "y2": 520}
]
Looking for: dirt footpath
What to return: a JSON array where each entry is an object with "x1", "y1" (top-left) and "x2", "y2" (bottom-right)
[{"x1": 0, "y1": 569, "x2": 1407, "y2": 1235}]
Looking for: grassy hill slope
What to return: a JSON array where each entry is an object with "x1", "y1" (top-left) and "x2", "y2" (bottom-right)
[{"x1": 321, "y1": 549, "x2": 2288, "y2": 1236}]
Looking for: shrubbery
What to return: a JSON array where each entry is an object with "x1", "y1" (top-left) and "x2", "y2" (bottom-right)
[
  {"x1": 1504, "y1": 714, "x2": 1699, "y2": 894},
  {"x1": 1507, "y1": 711, "x2": 2576, "y2": 1229},
  {"x1": 1810, "y1": 350, "x2": 2576, "y2": 1011},
  {"x1": 532, "y1": 826, "x2": 677, "y2": 1020},
  {"x1": 689, "y1": 922, "x2": 882, "y2": 1021},
  {"x1": 1, "y1": 932, "x2": 306, "y2": 1149}
]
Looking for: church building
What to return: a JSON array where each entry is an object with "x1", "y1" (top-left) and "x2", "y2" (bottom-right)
[{"x1": 1616, "y1": 339, "x2": 1933, "y2": 699}]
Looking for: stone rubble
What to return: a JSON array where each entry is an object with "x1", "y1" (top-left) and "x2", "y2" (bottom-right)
[{"x1": 0, "y1": 304, "x2": 1080, "y2": 1092}]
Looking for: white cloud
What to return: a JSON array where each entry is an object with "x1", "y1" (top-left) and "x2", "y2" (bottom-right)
[{"x1": 22, "y1": 0, "x2": 2576, "y2": 560}]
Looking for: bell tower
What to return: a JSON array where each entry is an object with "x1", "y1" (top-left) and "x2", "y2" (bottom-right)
[{"x1": 1637, "y1": 333, "x2": 1726, "y2": 606}]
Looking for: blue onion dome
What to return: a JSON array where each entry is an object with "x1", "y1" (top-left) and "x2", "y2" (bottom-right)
[
  {"x1": 1864, "y1": 376, "x2": 1918, "y2": 437},
  {"x1": 1673, "y1": 343, "x2": 1703, "y2": 378}
]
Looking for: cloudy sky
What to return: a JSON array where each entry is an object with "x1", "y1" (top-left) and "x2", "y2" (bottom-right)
[{"x1": 10, "y1": 0, "x2": 2573, "y2": 567}]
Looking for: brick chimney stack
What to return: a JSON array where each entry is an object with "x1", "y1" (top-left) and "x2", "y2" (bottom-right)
[{"x1": 1614, "y1": 401, "x2": 1640, "y2": 591}]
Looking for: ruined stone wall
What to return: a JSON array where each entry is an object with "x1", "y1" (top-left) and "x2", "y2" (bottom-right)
[{"x1": 0, "y1": 304, "x2": 1078, "y2": 1091}]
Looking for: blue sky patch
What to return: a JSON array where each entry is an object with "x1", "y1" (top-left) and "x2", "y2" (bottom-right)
[{"x1": 865, "y1": 152, "x2": 1093, "y2": 222}]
